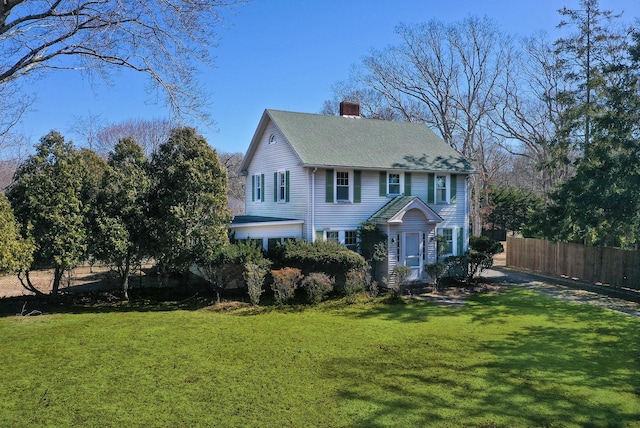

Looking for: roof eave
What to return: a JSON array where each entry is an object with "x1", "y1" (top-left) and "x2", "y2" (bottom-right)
[{"x1": 302, "y1": 163, "x2": 475, "y2": 174}]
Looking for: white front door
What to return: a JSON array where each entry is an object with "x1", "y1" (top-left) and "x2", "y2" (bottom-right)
[{"x1": 404, "y1": 232, "x2": 422, "y2": 280}]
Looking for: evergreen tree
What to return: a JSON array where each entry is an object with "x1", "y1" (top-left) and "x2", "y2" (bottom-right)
[
  {"x1": 92, "y1": 138, "x2": 151, "y2": 299},
  {"x1": 78, "y1": 147, "x2": 108, "y2": 270},
  {"x1": 538, "y1": 28, "x2": 640, "y2": 248},
  {"x1": 554, "y1": 0, "x2": 624, "y2": 154},
  {"x1": 7, "y1": 131, "x2": 86, "y2": 297},
  {"x1": 486, "y1": 186, "x2": 543, "y2": 235},
  {"x1": 0, "y1": 193, "x2": 33, "y2": 275},
  {"x1": 149, "y1": 127, "x2": 232, "y2": 274}
]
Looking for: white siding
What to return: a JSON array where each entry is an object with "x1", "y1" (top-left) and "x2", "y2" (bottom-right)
[
  {"x1": 313, "y1": 169, "x2": 467, "y2": 231},
  {"x1": 233, "y1": 223, "x2": 303, "y2": 250},
  {"x1": 240, "y1": 119, "x2": 470, "y2": 266},
  {"x1": 244, "y1": 122, "x2": 308, "y2": 222}
]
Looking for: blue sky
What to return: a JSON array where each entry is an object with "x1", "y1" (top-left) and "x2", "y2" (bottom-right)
[{"x1": 15, "y1": 0, "x2": 640, "y2": 155}]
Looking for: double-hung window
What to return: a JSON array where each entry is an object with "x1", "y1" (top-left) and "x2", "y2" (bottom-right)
[
  {"x1": 336, "y1": 171, "x2": 350, "y2": 202},
  {"x1": 345, "y1": 230, "x2": 358, "y2": 251},
  {"x1": 326, "y1": 169, "x2": 361, "y2": 203},
  {"x1": 388, "y1": 173, "x2": 401, "y2": 195},
  {"x1": 324, "y1": 230, "x2": 358, "y2": 251},
  {"x1": 279, "y1": 173, "x2": 286, "y2": 201},
  {"x1": 252, "y1": 174, "x2": 264, "y2": 202},
  {"x1": 326, "y1": 231, "x2": 339, "y2": 243},
  {"x1": 275, "y1": 170, "x2": 289, "y2": 202},
  {"x1": 436, "y1": 175, "x2": 448, "y2": 204},
  {"x1": 380, "y1": 171, "x2": 411, "y2": 197},
  {"x1": 438, "y1": 228, "x2": 454, "y2": 257}
]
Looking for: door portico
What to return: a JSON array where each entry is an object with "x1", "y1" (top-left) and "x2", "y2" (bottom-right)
[{"x1": 368, "y1": 196, "x2": 443, "y2": 284}]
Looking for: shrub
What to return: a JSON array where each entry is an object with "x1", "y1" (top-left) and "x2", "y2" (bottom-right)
[
  {"x1": 467, "y1": 236, "x2": 504, "y2": 280},
  {"x1": 301, "y1": 272, "x2": 335, "y2": 304},
  {"x1": 269, "y1": 239, "x2": 369, "y2": 285},
  {"x1": 368, "y1": 281, "x2": 379, "y2": 298},
  {"x1": 270, "y1": 267, "x2": 303, "y2": 305},
  {"x1": 392, "y1": 265, "x2": 411, "y2": 285},
  {"x1": 244, "y1": 260, "x2": 269, "y2": 305},
  {"x1": 202, "y1": 241, "x2": 269, "y2": 291},
  {"x1": 425, "y1": 262, "x2": 448, "y2": 291},
  {"x1": 357, "y1": 222, "x2": 387, "y2": 275},
  {"x1": 389, "y1": 265, "x2": 412, "y2": 297},
  {"x1": 343, "y1": 268, "x2": 369, "y2": 302}
]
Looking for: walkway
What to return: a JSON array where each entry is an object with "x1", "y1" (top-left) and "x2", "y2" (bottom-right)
[{"x1": 482, "y1": 267, "x2": 640, "y2": 318}]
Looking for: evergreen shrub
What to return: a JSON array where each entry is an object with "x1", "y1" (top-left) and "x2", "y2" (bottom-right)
[
  {"x1": 269, "y1": 240, "x2": 368, "y2": 286},
  {"x1": 301, "y1": 272, "x2": 335, "y2": 304}
]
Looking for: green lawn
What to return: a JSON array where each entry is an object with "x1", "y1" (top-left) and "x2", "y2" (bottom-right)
[{"x1": 0, "y1": 289, "x2": 638, "y2": 427}]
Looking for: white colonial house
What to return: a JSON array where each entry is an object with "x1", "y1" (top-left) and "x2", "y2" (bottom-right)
[{"x1": 230, "y1": 102, "x2": 475, "y2": 282}]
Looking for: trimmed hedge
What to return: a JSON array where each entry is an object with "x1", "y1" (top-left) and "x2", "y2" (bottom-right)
[{"x1": 269, "y1": 240, "x2": 369, "y2": 286}]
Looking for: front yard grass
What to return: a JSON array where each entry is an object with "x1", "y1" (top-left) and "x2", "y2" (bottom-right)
[{"x1": 0, "y1": 289, "x2": 638, "y2": 427}]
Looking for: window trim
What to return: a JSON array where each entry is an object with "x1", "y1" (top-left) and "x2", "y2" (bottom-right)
[
  {"x1": 324, "y1": 229, "x2": 359, "y2": 251},
  {"x1": 437, "y1": 228, "x2": 454, "y2": 258},
  {"x1": 252, "y1": 173, "x2": 264, "y2": 202},
  {"x1": 335, "y1": 170, "x2": 352, "y2": 203},
  {"x1": 275, "y1": 170, "x2": 289, "y2": 203},
  {"x1": 388, "y1": 172, "x2": 401, "y2": 195},
  {"x1": 435, "y1": 174, "x2": 449, "y2": 204},
  {"x1": 325, "y1": 230, "x2": 339, "y2": 243},
  {"x1": 344, "y1": 230, "x2": 358, "y2": 251}
]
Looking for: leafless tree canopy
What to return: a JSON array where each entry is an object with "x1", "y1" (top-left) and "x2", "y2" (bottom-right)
[
  {"x1": 93, "y1": 118, "x2": 175, "y2": 158},
  {"x1": 349, "y1": 17, "x2": 514, "y2": 234},
  {"x1": 0, "y1": 0, "x2": 245, "y2": 137},
  {"x1": 218, "y1": 151, "x2": 244, "y2": 215}
]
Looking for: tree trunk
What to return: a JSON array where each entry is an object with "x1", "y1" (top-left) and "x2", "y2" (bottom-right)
[
  {"x1": 470, "y1": 176, "x2": 483, "y2": 236},
  {"x1": 121, "y1": 261, "x2": 131, "y2": 301},
  {"x1": 51, "y1": 266, "x2": 64, "y2": 300},
  {"x1": 18, "y1": 271, "x2": 48, "y2": 297}
]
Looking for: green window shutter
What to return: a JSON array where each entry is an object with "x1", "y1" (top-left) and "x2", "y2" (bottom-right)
[
  {"x1": 261, "y1": 174, "x2": 265, "y2": 202},
  {"x1": 404, "y1": 172, "x2": 412, "y2": 196},
  {"x1": 456, "y1": 227, "x2": 464, "y2": 256},
  {"x1": 325, "y1": 169, "x2": 334, "y2": 203},
  {"x1": 450, "y1": 174, "x2": 457, "y2": 204},
  {"x1": 427, "y1": 173, "x2": 435, "y2": 204},
  {"x1": 274, "y1": 172, "x2": 278, "y2": 202},
  {"x1": 251, "y1": 175, "x2": 255, "y2": 202},
  {"x1": 354, "y1": 170, "x2": 361, "y2": 203},
  {"x1": 285, "y1": 170, "x2": 290, "y2": 202},
  {"x1": 379, "y1": 172, "x2": 386, "y2": 196}
]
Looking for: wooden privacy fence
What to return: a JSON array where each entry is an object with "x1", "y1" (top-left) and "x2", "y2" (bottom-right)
[{"x1": 507, "y1": 237, "x2": 640, "y2": 291}]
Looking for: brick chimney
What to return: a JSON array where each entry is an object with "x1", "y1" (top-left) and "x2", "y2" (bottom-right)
[{"x1": 339, "y1": 101, "x2": 360, "y2": 118}]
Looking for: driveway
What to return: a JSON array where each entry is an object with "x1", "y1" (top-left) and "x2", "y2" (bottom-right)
[{"x1": 482, "y1": 267, "x2": 640, "y2": 318}]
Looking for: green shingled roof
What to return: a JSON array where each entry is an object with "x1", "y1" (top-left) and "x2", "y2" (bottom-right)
[
  {"x1": 266, "y1": 109, "x2": 474, "y2": 173},
  {"x1": 368, "y1": 196, "x2": 443, "y2": 224}
]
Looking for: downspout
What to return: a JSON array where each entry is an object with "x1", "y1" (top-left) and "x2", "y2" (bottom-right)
[
  {"x1": 386, "y1": 223, "x2": 391, "y2": 283},
  {"x1": 311, "y1": 168, "x2": 317, "y2": 243},
  {"x1": 464, "y1": 175, "x2": 469, "y2": 252}
]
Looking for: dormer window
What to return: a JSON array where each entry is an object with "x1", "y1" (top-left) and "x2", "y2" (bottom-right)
[{"x1": 269, "y1": 134, "x2": 277, "y2": 145}]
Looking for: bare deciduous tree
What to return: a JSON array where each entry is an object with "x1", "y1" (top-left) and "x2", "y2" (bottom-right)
[
  {"x1": 490, "y1": 33, "x2": 574, "y2": 195},
  {"x1": 68, "y1": 112, "x2": 105, "y2": 152},
  {"x1": 218, "y1": 151, "x2": 245, "y2": 215},
  {"x1": 322, "y1": 82, "x2": 401, "y2": 120},
  {"x1": 0, "y1": 0, "x2": 246, "y2": 131},
  {"x1": 92, "y1": 118, "x2": 175, "y2": 158},
  {"x1": 354, "y1": 17, "x2": 514, "y2": 235}
]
